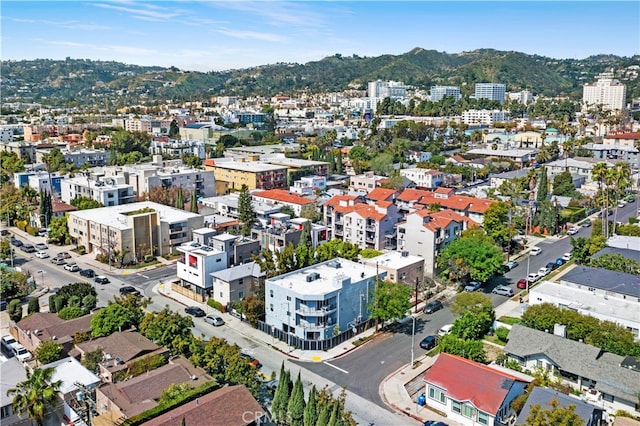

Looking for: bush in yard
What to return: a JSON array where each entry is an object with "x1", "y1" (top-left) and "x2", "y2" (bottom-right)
[
  {"x1": 48, "y1": 294, "x2": 58, "y2": 313},
  {"x1": 27, "y1": 297, "x2": 40, "y2": 314},
  {"x1": 8, "y1": 299, "x2": 22, "y2": 322},
  {"x1": 57, "y1": 306, "x2": 85, "y2": 320},
  {"x1": 495, "y1": 326, "x2": 510, "y2": 343}
]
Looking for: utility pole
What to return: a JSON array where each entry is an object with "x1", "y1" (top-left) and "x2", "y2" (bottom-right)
[{"x1": 73, "y1": 382, "x2": 96, "y2": 426}]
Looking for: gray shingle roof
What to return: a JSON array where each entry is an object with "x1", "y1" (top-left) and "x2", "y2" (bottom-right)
[
  {"x1": 592, "y1": 246, "x2": 640, "y2": 263},
  {"x1": 515, "y1": 386, "x2": 603, "y2": 425},
  {"x1": 561, "y1": 266, "x2": 640, "y2": 298},
  {"x1": 211, "y1": 261, "x2": 263, "y2": 283},
  {"x1": 504, "y1": 325, "x2": 640, "y2": 402}
]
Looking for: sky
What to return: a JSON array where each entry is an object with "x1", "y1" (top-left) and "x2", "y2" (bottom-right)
[{"x1": 2, "y1": 1, "x2": 639, "y2": 72}]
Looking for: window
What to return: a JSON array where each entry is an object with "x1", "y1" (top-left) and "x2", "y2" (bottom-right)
[
  {"x1": 219, "y1": 292, "x2": 223, "y2": 298},
  {"x1": 238, "y1": 291, "x2": 244, "y2": 299},
  {"x1": 452, "y1": 401, "x2": 461, "y2": 414},
  {"x1": 478, "y1": 411, "x2": 489, "y2": 425},
  {"x1": 270, "y1": 290, "x2": 274, "y2": 298},
  {"x1": 1, "y1": 405, "x2": 10, "y2": 419},
  {"x1": 270, "y1": 304, "x2": 274, "y2": 312},
  {"x1": 428, "y1": 387, "x2": 446, "y2": 404},
  {"x1": 216, "y1": 258, "x2": 222, "y2": 262},
  {"x1": 462, "y1": 405, "x2": 476, "y2": 418},
  {"x1": 286, "y1": 296, "x2": 291, "y2": 301}
]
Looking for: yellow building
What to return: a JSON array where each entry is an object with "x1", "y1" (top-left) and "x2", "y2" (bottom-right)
[{"x1": 204, "y1": 158, "x2": 288, "y2": 193}]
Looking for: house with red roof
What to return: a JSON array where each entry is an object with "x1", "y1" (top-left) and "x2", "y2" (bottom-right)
[
  {"x1": 251, "y1": 188, "x2": 316, "y2": 216},
  {"x1": 603, "y1": 132, "x2": 640, "y2": 148},
  {"x1": 365, "y1": 187, "x2": 399, "y2": 203},
  {"x1": 348, "y1": 171, "x2": 389, "y2": 193},
  {"x1": 394, "y1": 208, "x2": 471, "y2": 275},
  {"x1": 396, "y1": 188, "x2": 496, "y2": 224},
  {"x1": 423, "y1": 354, "x2": 530, "y2": 426}
]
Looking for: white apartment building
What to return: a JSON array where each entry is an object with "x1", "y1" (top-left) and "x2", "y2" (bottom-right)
[
  {"x1": 200, "y1": 193, "x2": 281, "y2": 226},
  {"x1": 474, "y1": 83, "x2": 506, "y2": 104},
  {"x1": 145, "y1": 167, "x2": 215, "y2": 199},
  {"x1": 150, "y1": 139, "x2": 206, "y2": 160},
  {"x1": 349, "y1": 172, "x2": 389, "y2": 193},
  {"x1": 177, "y1": 241, "x2": 228, "y2": 300},
  {"x1": 461, "y1": 109, "x2": 509, "y2": 126},
  {"x1": 396, "y1": 209, "x2": 470, "y2": 276},
  {"x1": 60, "y1": 176, "x2": 136, "y2": 207},
  {"x1": 35, "y1": 148, "x2": 111, "y2": 168},
  {"x1": 400, "y1": 168, "x2": 445, "y2": 189},
  {"x1": 507, "y1": 90, "x2": 534, "y2": 105},
  {"x1": 582, "y1": 72, "x2": 627, "y2": 111},
  {"x1": 430, "y1": 86, "x2": 461, "y2": 102},
  {"x1": 368, "y1": 80, "x2": 407, "y2": 111},
  {"x1": 290, "y1": 175, "x2": 327, "y2": 196}
]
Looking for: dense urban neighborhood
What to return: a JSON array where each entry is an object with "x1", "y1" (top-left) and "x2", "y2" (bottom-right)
[{"x1": 1, "y1": 54, "x2": 640, "y2": 426}]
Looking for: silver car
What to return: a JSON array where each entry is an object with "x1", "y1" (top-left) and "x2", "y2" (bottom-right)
[{"x1": 204, "y1": 314, "x2": 225, "y2": 326}]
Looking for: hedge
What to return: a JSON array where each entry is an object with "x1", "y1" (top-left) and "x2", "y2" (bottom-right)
[{"x1": 207, "y1": 298, "x2": 226, "y2": 313}]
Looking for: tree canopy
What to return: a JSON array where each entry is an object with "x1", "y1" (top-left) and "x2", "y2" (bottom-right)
[{"x1": 438, "y1": 229, "x2": 503, "y2": 283}]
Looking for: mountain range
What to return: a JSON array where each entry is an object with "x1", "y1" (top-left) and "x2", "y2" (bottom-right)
[{"x1": 2, "y1": 48, "x2": 638, "y2": 108}]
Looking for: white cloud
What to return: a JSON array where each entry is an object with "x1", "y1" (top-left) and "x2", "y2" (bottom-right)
[
  {"x1": 215, "y1": 28, "x2": 288, "y2": 42},
  {"x1": 212, "y1": 1, "x2": 326, "y2": 28},
  {"x1": 91, "y1": 1, "x2": 184, "y2": 22}
]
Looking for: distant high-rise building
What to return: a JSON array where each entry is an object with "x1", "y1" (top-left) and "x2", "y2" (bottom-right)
[
  {"x1": 430, "y1": 86, "x2": 461, "y2": 102},
  {"x1": 582, "y1": 72, "x2": 626, "y2": 111},
  {"x1": 507, "y1": 90, "x2": 534, "y2": 105},
  {"x1": 474, "y1": 83, "x2": 506, "y2": 104},
  {"x1": 368, "y1": 80, "x2": 407, "y2": 111}
]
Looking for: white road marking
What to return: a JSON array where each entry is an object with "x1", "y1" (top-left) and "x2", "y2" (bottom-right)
[
  {"x1": 323, "y1": 361, "x2": 348, "y2": 374},
  {"x1": 138, "y1": 274, "x2": 149, "y2": 279}
]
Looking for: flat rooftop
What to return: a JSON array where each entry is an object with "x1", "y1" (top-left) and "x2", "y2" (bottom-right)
[
  {"x1": 531, "y1": 281, "x2": 640, "y2": 327},
  {"x1": 212, "y1": 161, "x2": 288, "y2": 173},
  {"x1": 267, "y1": 258, "x2": 383, "y2": 296},
  {"x1": 467, "y1": 148, "x2": 536, "y2": 158},
  {"x1": 365, "y1": 251, "x2": 424, "y2": 270},
  {"x1": 70, "y1": 201, "x2": 201, "y2": 229}
]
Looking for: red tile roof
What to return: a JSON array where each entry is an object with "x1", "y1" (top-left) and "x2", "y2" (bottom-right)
[
  {"x1": 423, "y1": 354, "x2": 527, "y2": 414},
  {"x1": 398, "y1": 188, "x2": 496, "y2": 215},
  {"x1": 323, "y1": 194, "x2": 362, "y2": 208},
  {"x1": 435, "y1": 187, "x2": 454, "y2": 195},
  {"x1": 204, "y1": 158, "x2": 216, "y2": 167},
  {"x1": 348, "y1": 204, "x2": 387, "y2": 222},
  {"x1": 416, "y1": 209, "x2": 471, "y2": 232},
  {"x1": 605, "y1": 132, "x2": 640, "y2": 140},
  {"x1": 366, "y1": 188, "x2": 398, "y2": 202},
  {"x1": 253, "y1": 189, "x2": 315, "y2": 205}
]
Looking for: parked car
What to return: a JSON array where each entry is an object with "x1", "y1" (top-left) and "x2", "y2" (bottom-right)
[
  {"x1": 581, "y1": 220, "x2": 592, "y2": 228},
  {"x1": 79, "y1": 269, "x2": 95, "y2": 278},
  {"x1": 464, "y1": 281, "x2": 483, "y2": 292},
  {"x1": 419, "y1": 335, "x2": 438, "y2": 350},
  {"x1": 597, "y1": 210, "x2": 613, "y2": 218},
  {"x1": 437, "y1": 324, "x2": 453, "y2": 337},
  {"x1": 240, "y1": 353, "x2": 262, "y2": 368},
  {"x1": 516, "y1": 279, "x2": 528, "y2": 289},
  {"x1": 537, "y1": 267, "x2": 551, "y2": 277},
  {"x1": 492, "y1": 285, "x2": 514, "y2": 297},
  {"x1": 529, "y1": 247, "x2": 542, "y2": 256},
  {"x1": 35, "y1": 251, "x2": 49, "y2": 259},
  {"x1": 12, "y1": 343, "x2": 32, "y2": 362},
  {"x1": 21, "y1": 244, "x2": 36, "y2": 253},
  {"x1": 424, "y1": 421, "x2": 449, "y2": 426},
  {"x1": 64, "y1": 263, "x2": 81, "y2": 272},
  {"x1": 35, "y1": 243, "x2": 48, "y2": 250},
  {"x1": 119, "y1": 286, "x2": 141, "y2": 297},
  {"x1": 94, "y1": 276, "x2": 110, "y2": 284},
  {"x1": 555, "y1": 258, "x2": 565, "y2": 266},
  {"x1": 38, "y1": 228, "x2": 48, "y2": 237},
  {"x1": 204, "y1": 314, "x2": 225, "y2": 326},
  {"x1": 0, "y1": 229, "x2": 8, "y2": 236},
  {"x1": 59, "y1": 252, "x2": 71, "y2": 259},
  {"x1": 567, "y1": 226, "x2": 579, "y2": 235},
  {"x1": 503, "y1": 260, "x2": 519, "y2": 271},
  {"x1": 184, "y1": 306, "x2": 206, "y2": 317},
  {"x1": 423, "y1": 300, "x2": 444, "y2": 314},
  {"x1": 545, "y1": 262, "x2": 559, "y2": 271},
  {"x1": 1, "y1": 335, "x2": 17, "y2": 355},
  {"x1": 50, "y1": 257, "x2": 66, "y2": 265},
  {"x1": 527, "y1": 272, "x2": 540, "y2": 283},
  {"x1": 561, "y1": 252, "x2": 572, "y2": 262},
  {"x1": 10, "y1": 239, "x2": 23, "y2": 247},
  {"x1": 618, "y1": 200, "x2": 626, "y2": 208}
]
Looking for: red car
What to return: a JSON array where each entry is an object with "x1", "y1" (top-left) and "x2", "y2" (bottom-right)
[{"x1": 516, "y1": 279, "x2": 527, "y2": 289}]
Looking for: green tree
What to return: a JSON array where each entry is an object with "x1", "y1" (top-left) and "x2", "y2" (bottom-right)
[
  {"x1": 8, "y1": 299, "x2": 22, "y2": 322},
  {"x1": 483, "y1": 201, "x2": 515, "y2": 247},
  {"x1": 35, "y1": 340, "x2": 63, "y2": 365},
  {"x1": 277, "y1": 243, "x2": 299, "y2": 274},
  {"x1": 81, "y1": 348, "x2": 104, "y2": 373},
  {"x1": 536, "y1": 167, "x2": 548, "y2": 202},
  {"x1": 589, "y1": 253, "x2": 640, "y2": 275},
  {"x1": 8, "y1": 367, "x2": 62, "y2": 426},
  {"x1": 525, "y1": 399, "x2": 584, "y2": 426},
  {"x1": 190, "y1": 188, "x2": 199, "y2": 213},
  {"x1": 175, "y1": 185, "x2": 184, "y2": 210},
  {"x1": 90, "y1": 303, "x2": 138, "y2": 337},
  {"x1": 287, "y1": 372, "x2": 306, "y2": 426},
  {"x1": 369, "y1": 281, "x2": 412, "y2": 331},
  {"x1": 57, "y1": 306, "x2": 85, "y2": 320},
  {"x1": 0, "y1": 150, "x2": 26, "y2": 174},
  {"x1": 70, "y1": 196, "x2": 103, "y2": 210},
  {"x1": 42, "y1": 147, "x2": 67, "y2": 173},
  {"x1": 279, "y1": 205, "x2": 296, "y2": 218},
  {"x1": 438, "y1": 229, "x2": 503, "y2": 283},
  {"x1": 47, "y1": 215, "x2": 71, "y2": 245},
  {"x1": 451, "y1": 311, "x2": 493, "y2": 340},
  {"x1": 299, "y1": 204, "x2": 322, "y2": 222},
  {"x1": 314, "y1": 239, "x2": 360, "y2": 262},
  {"x1": 28, "y1": 297, "x2": 40, "y2": 314},
  {"x1": 552, "y1": 171, "x2": 576, "y2": 197},
  {"x1": 238, "y1": 184, "x2": 256, "y2": 236},
  {"x1": 169, "y1": 119, "x2": 180, "y2": 138},
  {"x1": 303, "y1": 385, "x2": 319, "y2": 426},
  {"x1": 450, "y1": 292, "x2": 494, "y2": 318},
  {"x1": 139, "y1": 307, "x2": 194, "y2": 354},
  {"x1": 437, "y1": 334, "x2": 487, "y2": 363}
]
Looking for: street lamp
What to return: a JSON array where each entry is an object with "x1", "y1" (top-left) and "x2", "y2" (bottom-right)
[{"x1": 37, "y1": 270, "x2": 45, "y2": 288}]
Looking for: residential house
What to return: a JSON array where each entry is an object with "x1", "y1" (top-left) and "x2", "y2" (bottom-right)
[
  {"x1": 515, "y1": 386, "x2": 605, "y2": 426},
  {"x1": 41, "y1": 357, "x2": 101, "y2": 426},
  {"x1": 75, "y1": 330, "x2": 168, "y2": 383},
  {"x1": 395, "y1": 209, "x2": 471, "y2": 276},
  {"x1": 423, "y1": 353, "x2": 530, "y2": 426},
  {"x1": 529, "y1": 266, "x2": 640, "y2": 338},
  {"x1": 583, "y1": 143, "x2": 640, "y2": 169},
  {"x1": 68, "y1": 201, "x2": 203, "y2": 263},
  {"x1": 290, "y1": 175, "x2": 327, "y2": 196},
  {"x1": 400, "y1": 167, "x2": 461, "y2": 189},
  {"x1": 503, "y1": 324, "x2": 640, "y2": 415},
  {"x1": 363, "y1": 251, "x2": 425, "y2": 284},
  {"x1": 10, "y1": 312, "x2": 94, "y2": 356},
  {"x1": 0, "y1": 357, "x2": 29, "y2": 425},
  {"x1": 545, "y1": 157, "x2": 616, "y2": 181},
  {"x1": 211, "y1": 262, "x2": 264, "y2": 307},
  {"x1": 407, "y1": 150, "x2": 433, "y2": 163},
  {"x1": 264, "y1": 258, "x2": 386, "y2": 350},
  {"x1": 251, "y1": 188, "x2": 317, "y2": 216},
  {"x1": 395, "y1": 188, "x2": 496, "y2": 224},
  {"x1": 29, "y1": 198, "x2": 77, "y2": 229},
  {"x1": 139, "y1": 385, "x2": 265, "y2": 426},
  {"x1": 603, "y1": 132, "x2": 640, "y2": 148},
  {"x1": 466, "y1": 148, "x2": 537, "y2": 165},
  {"x1": 95, "y1": 356, "x2": 211, "y2": 421},
  {"x1": 251, "y1": 214, "x2": 328, "y2": 253},
  {"x1": 365, "y1": 187, "x2": 399, "y2": 204},
  {"x1": 348, "y1": 171, "x2": 389, "y2": 193}
]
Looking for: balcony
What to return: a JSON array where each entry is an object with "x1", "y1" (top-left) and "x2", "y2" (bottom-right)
[
  {"x1": 334, "y1": 228, "x2": 343, "y2": 236},
  {"x1": 385, "y1": 241, "x2": 397, "y2": 250},
  {"x1": 297, "y1": 305, "x2": 336, "y2": 316},
  {"x1": 299, "y1": 320, "x2": 333, "y2": 330},
  {"x1": 334, "y1": 217, "x2": 343, "y2": 225},
  {"x1": 436, "y1": 236, "x2": 444, "y2": 244},
  {"x1": 365, "y1": 234, "x2": 375, "y2": 243},
  {"x1": 365, "y1": 224, "x2": 376, "y2": 232}
]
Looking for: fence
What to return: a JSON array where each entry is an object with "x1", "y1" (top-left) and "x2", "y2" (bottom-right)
[{"x1": 257, "y1": 319, "x2": 374, "y2": 351}]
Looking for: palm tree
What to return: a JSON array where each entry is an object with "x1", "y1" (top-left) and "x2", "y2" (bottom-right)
[
  {"x1": 611, "y1": 162, "x2": 631, "y2": 235},
  {"x1": 592, "y1": 162, "x2": 611, "y2": 237},
  {"x1": 8, "y1": 367, "x2": 62, "y2": 426}
]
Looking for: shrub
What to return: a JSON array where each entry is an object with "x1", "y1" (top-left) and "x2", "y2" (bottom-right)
[
  {"x1": 207, "y1": 298, "x2": 226, "y2": 313},
  {"x1": 76, "y1": 246, "x2": 86, "y2": 255},
  {"x1": 26, "y1": 225, "x2": 39, "y2": 236},
  {"x1": 58, "y1": 306, "x2": 85, "y2": 320},
  {"x1": 73, "y1": 331, "x2": 90, "y2": 344},
  {"x1": 495, "y1": 327, "x2": 510, "y2": 343},
  {"x1": 8, "y1": 299, "x2": 22, "y2": 322},
  {"x1": 48, "y1": 294, "x2": 58, "y2": 313},
  {"x1": 27, "y1": 297, "x2": 40, "y2": 314}
]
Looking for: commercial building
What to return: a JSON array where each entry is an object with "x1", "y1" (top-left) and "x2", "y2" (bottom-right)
[
  {"x1": 430, "y1": 86, "x2": 461, "y2": 102},
  {"x1": 474, "y1": 83, "x2": 506, "y2": 104},
  {"x1": 582, "y1": 72, "x2": 627, "y2": 111},
  {"x1": 68, "y1": 201, "x2": 203, "y2": 264},
  {"x1": 263, "y1": 258, "x2": 386, "y2": 349}
]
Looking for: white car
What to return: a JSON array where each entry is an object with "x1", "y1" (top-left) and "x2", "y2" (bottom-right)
[
  {"x1": 538, "y1": 267, "x2": 551, "y2": 277},
  {"x1": 12, "y1": 343, "x2": 32, "y2": 362},
  {"x1": 438, "y1": 324, "x2": 454, "y2": 337},
  {"x1": 529, "y1": 247, "x2": 542, "y2": 256},
  {"x1": 618, "y1": 200, "x2": 626, "y2": 208},
  {"x1": 567, "y1": 226, "x2": 579, "y2": 235},
  {"x1": 35, "y1": 251, "x2": 49, "y2": 259},
  {"x1": 562, "y1": 252, "x2": 572, "y2": 262},
  {"x1": 527, "y1": 272, "x2": 540, "y2": 283}
]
